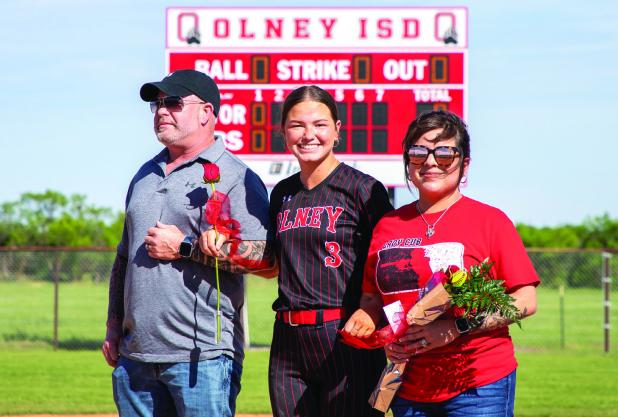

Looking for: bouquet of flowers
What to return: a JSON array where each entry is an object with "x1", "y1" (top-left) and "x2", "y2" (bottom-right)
[
  {"x1": 437, "y1": 259, "x2": 521, "y2": 328},
  {"x1": 341, "y1": 258, "x2": 520, "y2": 412}
]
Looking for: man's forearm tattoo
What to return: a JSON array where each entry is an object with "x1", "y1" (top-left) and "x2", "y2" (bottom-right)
[
  {"x1": 107, "y1": 255, "x2": 127, "y2": 329},
  {"x1": 191, "y1": 239, "x2": 275, "y2": 274}
]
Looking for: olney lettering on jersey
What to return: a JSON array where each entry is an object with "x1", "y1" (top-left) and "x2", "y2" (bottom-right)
[{"x1": 277, "y1": 206, "x2": 344, "y2": 234}]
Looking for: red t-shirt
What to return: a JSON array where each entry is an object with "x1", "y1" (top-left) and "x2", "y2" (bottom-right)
[{"x1": 362, "y1": 196, "x2": 540, "y2": 402}]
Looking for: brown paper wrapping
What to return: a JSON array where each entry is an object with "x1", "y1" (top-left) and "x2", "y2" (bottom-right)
[
  {"x1": 406, "y1": 283, "x2": 452, "y2": 326},
  {"x1": 369, "y1": 283, "x2": 453, "y2": 412},
  {"x1": 368, "y1": 361, "x2": 406, "y2": 412}
]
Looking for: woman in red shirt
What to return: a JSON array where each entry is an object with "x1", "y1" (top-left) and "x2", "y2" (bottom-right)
[{"x1": 343, "y1": 110, "x2": 539, "y2": 417}]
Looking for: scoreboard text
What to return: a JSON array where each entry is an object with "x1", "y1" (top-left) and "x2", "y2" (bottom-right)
[{"x1": 166, "y1": 7, "x2": 468, "y2": 186}]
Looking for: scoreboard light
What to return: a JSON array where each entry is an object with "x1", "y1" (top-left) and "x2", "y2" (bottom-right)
[{"x1": 166, "y1": 7, "x2": 468, "y2": 186}]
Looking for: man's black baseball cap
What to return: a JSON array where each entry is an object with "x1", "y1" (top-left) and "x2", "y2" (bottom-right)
[{"x1": 140, "y1": 69, "x2": 221, "y2": 116}]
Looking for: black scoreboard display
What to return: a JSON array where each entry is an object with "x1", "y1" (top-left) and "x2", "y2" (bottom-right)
[{"x1": 166, "y1": 7, "x2": 468, "y2": 186}]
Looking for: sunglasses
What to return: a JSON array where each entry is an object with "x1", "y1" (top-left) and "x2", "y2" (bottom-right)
[
  {"x1": 407, "y1": 145, "x2": 461, "y2": 167},
  {"x1": 149, "y1": 96, "x2": 206, "y2": 113}
]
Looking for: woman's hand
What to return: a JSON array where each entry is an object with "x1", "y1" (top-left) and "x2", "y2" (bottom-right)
[
  {"x1": 342, "y1": 309, "x2": 376, "y2": 338},
  {"x1": 341, "y1": 292, "x2": 384, "y2": 338},
  {"x1": 198, "y1": 228, "x2": 229, "y2": 257},
  {"x1": 385, "y1": 341, "x2": 413, "y2": 364},
  {"x1": 386, "y1": 318, "x2": 459, "y2": 362},
  {"x1": 403, "y1": 319, "x2": 458, "y2": 350}
]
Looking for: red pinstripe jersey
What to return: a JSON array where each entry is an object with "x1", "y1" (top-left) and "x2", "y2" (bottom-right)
[{"x1": 269, "y1": 163, "x2": 393, "y2": 312}]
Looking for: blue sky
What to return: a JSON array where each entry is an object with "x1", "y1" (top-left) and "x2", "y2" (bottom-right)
[{"x1": 1, "y1": 0, "x2": 617, "y2": 226}]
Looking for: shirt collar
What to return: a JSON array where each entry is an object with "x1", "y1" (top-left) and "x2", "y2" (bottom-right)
[
  {"x1": 195, "y1": 135, "x2": 226, "y2": 164},
  {"x1": 152, "y1": 136, "x2": 226, "y2": 169}
]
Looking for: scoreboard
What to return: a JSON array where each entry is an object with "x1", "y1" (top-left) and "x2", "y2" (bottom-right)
[{"x1": 166, "y1": 7, "x2": 468, "y2": 186}]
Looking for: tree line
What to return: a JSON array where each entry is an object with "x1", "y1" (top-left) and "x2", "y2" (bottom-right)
[
  {"x1": 0, "y1": 190, "x2": 616, "y2": 249},
  {"x1": 0, "y1": 190, "x2": 123, "y2": 247}
]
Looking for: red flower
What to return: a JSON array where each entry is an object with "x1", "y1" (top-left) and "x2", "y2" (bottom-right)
[
  {"x1": 446, "y1": 265, "x2": 460, "y2": 277},
  {"x1": 201, "y1": 161, "x2": 223, "y2": 343},
  {"x1": 203, "y1": 162, "x2": 220, "y2": 183},
  {"x1": 453, "y1": 306, "x2": 467, "y2": 318}
]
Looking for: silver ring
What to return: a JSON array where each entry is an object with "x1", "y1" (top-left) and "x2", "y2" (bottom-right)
[{"x1": 420, "y1": 338, "x2": 428, "y2": 347}]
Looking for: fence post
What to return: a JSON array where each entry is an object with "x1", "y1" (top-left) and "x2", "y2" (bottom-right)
[
  {"x1": 602, "y1": 252, "x2": 611, "y2": 353},
  {"x1": 559, "y1": 284, "x2": 565, "y2": 349},
  {"x1": 53, "y1": 268, "x2": 59, "y2": 350}
]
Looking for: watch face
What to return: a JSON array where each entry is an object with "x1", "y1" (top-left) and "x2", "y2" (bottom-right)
[
  {"x1": 455, "y1": 317, "x2": 471, "y2": 334},
  {"x1": 179, "y1": 240, "x2": 192, "y2": 257}
]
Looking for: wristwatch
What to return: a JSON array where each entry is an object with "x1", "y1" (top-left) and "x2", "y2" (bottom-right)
[
  {"x1": 455, "y1": 317, "x2": 473, "y2": 334},
  {"x1": 178, "y1": 236, "x2": 194, "y2": 258}
]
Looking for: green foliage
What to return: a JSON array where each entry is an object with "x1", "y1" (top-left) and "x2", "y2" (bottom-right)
[
  {"x1": 517, "y1": 223, "x2": 582, "y2": 248},
  {"x1": 581, "y1": 214, "x2": 618, "y2": 249},
  {"x1": 445, "y1": 259, "x2": 521, "y2": 325},
  {"x1": 516, "y1": 213, "x2": 618, "y2": 249},
  {"x1": 0, "y1": 190, "x2": 123, "y2": 247}
]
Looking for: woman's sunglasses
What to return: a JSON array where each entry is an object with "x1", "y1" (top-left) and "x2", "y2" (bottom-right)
[
  {"x1": 149, "y1": 96, "x2": 206, "y2": 113},
  {"x1": 407, "y1": 145, "x2": 461, "y2": 167}
]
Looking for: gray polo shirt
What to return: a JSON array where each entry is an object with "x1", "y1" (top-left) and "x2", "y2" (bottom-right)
[{"x1": 117, "y1": 137, "x2": 269, "y2": 364}]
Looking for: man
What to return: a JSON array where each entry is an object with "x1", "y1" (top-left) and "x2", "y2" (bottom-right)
[{"x1": 102, "y1": 69, "x2": 273, "y2": 417}]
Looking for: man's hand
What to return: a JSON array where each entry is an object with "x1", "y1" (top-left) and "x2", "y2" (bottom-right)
[
  {"x1": 102, "y1": 325, "x2": 121, "y2": 367},
  {"x1": 144, "y1": 221, "x2": 184, "y2": 260}
]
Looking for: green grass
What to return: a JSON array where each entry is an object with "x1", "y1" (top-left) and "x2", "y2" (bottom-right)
[
  {"x1": 511, "y1": 286, "x2": 618, "y2": 352},
  {"x1": 244, "y1": 277, "x2": 279, "y2": 347},
  {"x1": 516, "y1": 351, "x2": 618, "y2": 417},
  {"x1": 0, "y1": 280, "x2": 617, "y2": 415},
  {"x1": 0, "y1": 347, "x2": 271, "y2": 415}
]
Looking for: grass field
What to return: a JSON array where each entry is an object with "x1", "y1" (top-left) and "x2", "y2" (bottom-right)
[{"x1": 0, "y1": 279, "x2": 617, "y2": 416}]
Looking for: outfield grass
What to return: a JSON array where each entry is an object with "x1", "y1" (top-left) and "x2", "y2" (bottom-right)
[{"x1": 0, "y1": 280, "x2": 617, "y2": 415}]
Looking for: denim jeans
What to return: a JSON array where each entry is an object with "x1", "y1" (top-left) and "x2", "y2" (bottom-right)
[
  {"x1": 112, "y1": 355, "x2": 242, "y2": 417},
  {"x1": 391, "y1": 370, "x2": 516, "y2": 417}
]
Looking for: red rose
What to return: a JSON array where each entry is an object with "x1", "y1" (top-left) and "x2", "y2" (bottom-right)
[
  {"x1": 453, "y1": 306, "x2": 466, "y2": 318},
  {"x1": 203, "y1": 163, "x2": 220, "y2": 183},
  {"x1": 446, "y1": 265, "x2": 460, "y2": 277}
]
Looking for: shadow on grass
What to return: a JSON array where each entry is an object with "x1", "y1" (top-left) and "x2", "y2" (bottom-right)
[
  {"x1": 58, "y1": 337, "x2": 103, "y2": 350},
  {"x1": 3, "y1": 332, "x2": 102, "y2": 350},
  {"x1": 248, "y1": 343, "x2": 271, "y2": 350}
]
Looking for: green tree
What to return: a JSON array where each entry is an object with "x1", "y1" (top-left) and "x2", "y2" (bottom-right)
[
  {"x1": 580, "y1": 214, "x2": 618, "y2": 249},
  {"x1": 0, "y1": 190, "x2": 123, "y2": 247},
  {"x1": 516, "y1": 214, "x2": 617, "y2": 250},
  {"x1": 517, "y1": 214, "x2": 617, "y2": 288}
]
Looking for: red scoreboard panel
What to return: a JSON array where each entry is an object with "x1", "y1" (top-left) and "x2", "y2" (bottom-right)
[{"x1": 166, "y1": 7, "x2": 468, "y2": 186}]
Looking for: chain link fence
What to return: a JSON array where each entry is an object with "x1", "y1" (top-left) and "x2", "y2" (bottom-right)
[{"x1": 0, "y1": 247, "x2": 615, "y2": 352}]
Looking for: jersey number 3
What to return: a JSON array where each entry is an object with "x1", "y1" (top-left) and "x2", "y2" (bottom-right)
[{"x1": 324, "y1": 241, "x2": 342, "y2": 268}]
